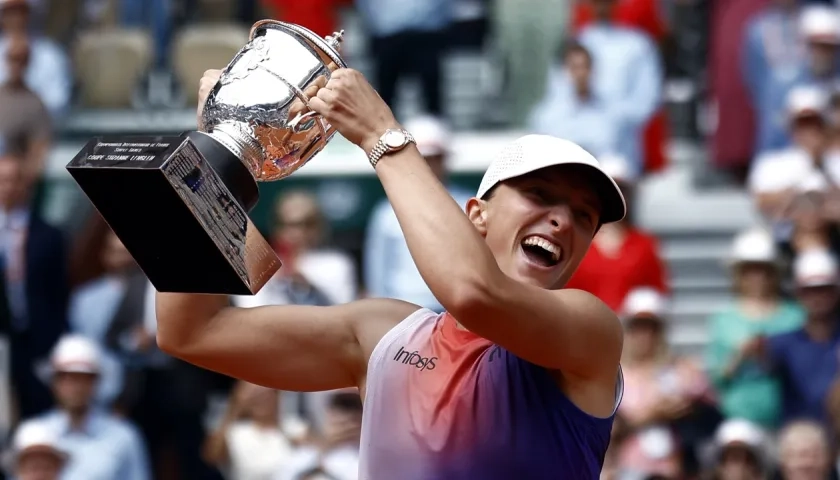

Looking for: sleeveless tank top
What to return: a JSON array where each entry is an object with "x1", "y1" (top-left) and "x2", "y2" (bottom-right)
[{"x1": 359, "y1": 308, "x2": 624, "y2": 480}]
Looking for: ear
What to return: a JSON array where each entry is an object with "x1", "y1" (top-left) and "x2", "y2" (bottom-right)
[{"x1": 466, "y1": 197, "x2": 488, "y2": 236}]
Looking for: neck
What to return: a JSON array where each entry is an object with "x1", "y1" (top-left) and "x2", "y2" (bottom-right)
[
  {"x1": 741, "y1": 294, "x2": 777, "y2": 306},
  {"x1": 253, "y1": 414, "x2": 278, "y2": 428},
  {"x1": 576, "y1": 87, "x2": 591, "y2": 101},
  {"x1": 594, "y1": 12, "x2": 611, "y2": 22},
  {"x1": 4, "y1": 78, "x2": 25, "y2": 90},
  {"x1": 805, "y1": 315, "x2": 836, "y2": 341},
  {"x1": 808, "y1": 147, "x2": 827, "y2": 164},
  {"x1": 2, "y1": 203, "x2": 23, "y2": 214},
  {"x1": 812, "y1": 67, "x2": 834, "y2": 80},
  {"x1": 627, "y1": 351, "x2": 661, "y2": 366},
  {"x1": 67, "y1": 407, "x2": 90, "y2": 431}
]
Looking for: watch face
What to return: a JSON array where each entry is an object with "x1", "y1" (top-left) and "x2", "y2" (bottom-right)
[{"x1": 383, "y1": 130, "x2": 406, "y2": 148}]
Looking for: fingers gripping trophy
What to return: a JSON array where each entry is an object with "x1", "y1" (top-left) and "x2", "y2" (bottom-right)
[{"x1": 66, "y1": 21, "x2": 350, "y2": 295}]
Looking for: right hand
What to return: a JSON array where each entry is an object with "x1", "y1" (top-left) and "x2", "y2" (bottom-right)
[{"x1": 197, "y1": 69, "x2": 223, "y2": 125}]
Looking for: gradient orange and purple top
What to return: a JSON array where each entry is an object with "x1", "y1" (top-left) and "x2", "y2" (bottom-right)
[{"x1": 359, "y1": 308, "x2": 622, "y2": 480}]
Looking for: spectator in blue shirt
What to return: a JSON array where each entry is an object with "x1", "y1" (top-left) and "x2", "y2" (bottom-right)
[
  {"x1": 528, "y1": 41, "x2": 620, "y2": 163},
  {"x1": 36, "y1": 334, "x2": 150, "y2": 480},
  {"x1": 764, "y1": 249, "x2": 840, "y2": 424},
  {"x1": 742, "y1": 0, "x2": 805, "y2": 154},
  {"x1": 575, "y1": 0, "x2": 662, "y2": 176},
  {"x1": 744, "y1": 4, "x2": 840, "y2": 154}
]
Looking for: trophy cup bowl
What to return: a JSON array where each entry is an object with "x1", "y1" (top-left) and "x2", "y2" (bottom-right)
[{"x1": 65, "y1": 21, "x2": 347, "y2": 295}]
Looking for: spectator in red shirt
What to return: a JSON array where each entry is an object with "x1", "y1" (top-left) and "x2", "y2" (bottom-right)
[
  {"x1": 260, "y1": 0, "x2": 347, "y2": 38},
  {"x1": 572, "y1": 0, "x2": 667, "y2": 40},
  {"x1": 571, "y1": 0, "x2": 670, "y2": 174},
  {"x1": 565, "y1": 153, "x2": 669, "y2": 311}
]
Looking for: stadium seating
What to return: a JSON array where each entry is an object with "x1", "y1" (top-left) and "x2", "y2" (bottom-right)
[
  {"x1": 72, "y1": 28, "x2": 153, "y2": 108},
  {"x1": 171, "y1": 23, "x2": 251, "y2": 105}
]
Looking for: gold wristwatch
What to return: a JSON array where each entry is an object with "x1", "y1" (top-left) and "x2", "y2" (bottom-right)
[{"x1": 367, "y1": 129, "x2": 416, "y2": 168}]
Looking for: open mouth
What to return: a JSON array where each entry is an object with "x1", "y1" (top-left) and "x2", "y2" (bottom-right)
[{"x1": 521, "y1": 235, "x2": 562, "y2": 268}]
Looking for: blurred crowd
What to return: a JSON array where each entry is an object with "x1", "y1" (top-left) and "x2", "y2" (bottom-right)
[{"x1": 4, "y1": 0, "x2": 840, "y2": 480}]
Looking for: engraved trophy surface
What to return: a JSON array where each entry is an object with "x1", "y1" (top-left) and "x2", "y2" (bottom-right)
[{"x1": 65, "y1": 21, "x2": 347, "y2": 295}]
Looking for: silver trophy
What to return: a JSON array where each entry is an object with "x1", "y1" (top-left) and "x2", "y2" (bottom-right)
[
  {"x1": 201, "y1": 20, "x2": 347, "y2": 181},
  {"x1": 66, "y1": 21, "x2": 348, "y2": 295}
]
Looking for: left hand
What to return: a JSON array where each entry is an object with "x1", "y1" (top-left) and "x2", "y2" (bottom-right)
[{"x1": 308, "y1": 68, "x2": 400, "y2": 154}]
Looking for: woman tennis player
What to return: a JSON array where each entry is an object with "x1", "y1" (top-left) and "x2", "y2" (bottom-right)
[{"x1": 156, "y1": 67, "x2": 626, "y2": 479}]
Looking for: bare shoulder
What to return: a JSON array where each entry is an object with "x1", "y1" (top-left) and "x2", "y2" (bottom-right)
[
  {"x1": 345, "y1": 297, "x2": 422, "y2": 360},
  {"x1": 553, "y1": 288, "x2": 617, "y2": 315},
  {"x1": 552, "y1": 288, "x2": 624, "y2": 347}
]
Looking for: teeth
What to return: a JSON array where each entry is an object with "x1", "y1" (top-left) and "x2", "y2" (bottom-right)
[{"x1": 522, "y1": 236, "x2": 561, "y2": 261}]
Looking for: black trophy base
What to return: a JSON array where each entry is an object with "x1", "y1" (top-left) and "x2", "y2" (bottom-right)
[{"x1": 66, "y1": 134, "x2": 281, "y2": 295}]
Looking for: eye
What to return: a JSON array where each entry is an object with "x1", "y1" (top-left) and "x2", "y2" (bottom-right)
[
  {"x1": 525, "y1": 187, "x2": 548, "y2": 203},
  {"x1": 574, "y1": 208, "x2": 595, "y2": 228}
]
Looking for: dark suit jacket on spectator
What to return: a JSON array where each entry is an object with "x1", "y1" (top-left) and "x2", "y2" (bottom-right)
[
  {"x1": 8, "y1": 212, "x2": 69, "y2": 419},
  {"x1": 24, "y1": 213, "x2": 69, "y2": 359}
]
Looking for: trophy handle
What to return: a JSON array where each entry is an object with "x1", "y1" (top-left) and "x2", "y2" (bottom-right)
[
  {"x1": 288, "y1": 111, "x2": 319, "y2": 134},
  {"x1": 249, "y1": 19, "x2": 281, "y2": 40},
  {"x1": 247, "y1": 20, "x2": 347, "y2": 68}
]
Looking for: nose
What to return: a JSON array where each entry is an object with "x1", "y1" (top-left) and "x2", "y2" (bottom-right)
[{"x1": 548, "y1": 205, "x2": 574, "y2": 233}]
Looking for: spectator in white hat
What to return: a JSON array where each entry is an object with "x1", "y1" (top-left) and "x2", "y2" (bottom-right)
[
  {"x1": 799, "y1": 6, "x2": 840, "y2": 86},
  {"x1": 5, "y1": 419, "x2": 68, "y2": 480},
  {"x1": 706, "y1": 419, "x2": 768, "y2": 480},
  {"x1": 758, "y1": 249, "x2": 840, "y2": 426},
  {"x1": 705, "y1": 227, "x2": 804, "y2": 429},
  {"x1": 747, "y1": 85, "x2": 840, "y2": 246},
  {"x1": 364, "y1": 115, "x2": 473, "y2": 311},
  {"x1": 615, "y1": 288, "x2": 714, "y2": 480},
  {"x1": 784, "y1": 168, "x2": 840, "y2": 256},
  {"x1": 566, "y1": 153, "x2": 669, "y2": 311},
  {"x1": 36, "y1": 334, "x2": 150, "y2": 480}
]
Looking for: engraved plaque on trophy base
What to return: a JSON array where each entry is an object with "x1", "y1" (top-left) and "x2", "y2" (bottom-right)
[{"x1": 66, "y1": 133, "x2": 281, "y2": 295}]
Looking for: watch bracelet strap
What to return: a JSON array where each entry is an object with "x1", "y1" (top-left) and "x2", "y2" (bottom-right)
[{"x1": 368, "y1": 130, "x2": 415, "y2": 168}]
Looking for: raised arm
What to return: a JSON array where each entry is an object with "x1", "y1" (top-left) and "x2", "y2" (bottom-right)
[
  {"x1": 308, "y1": 69, "x2": 622, "y2": 382},
  {"x1": 156, "y1": 293, "x2": 416, "y2": 392}
]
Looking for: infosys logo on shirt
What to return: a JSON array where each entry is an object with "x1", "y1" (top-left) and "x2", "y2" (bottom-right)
[{"x1": 393, "y1": 346, "x2": 438, "y2": 372}]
